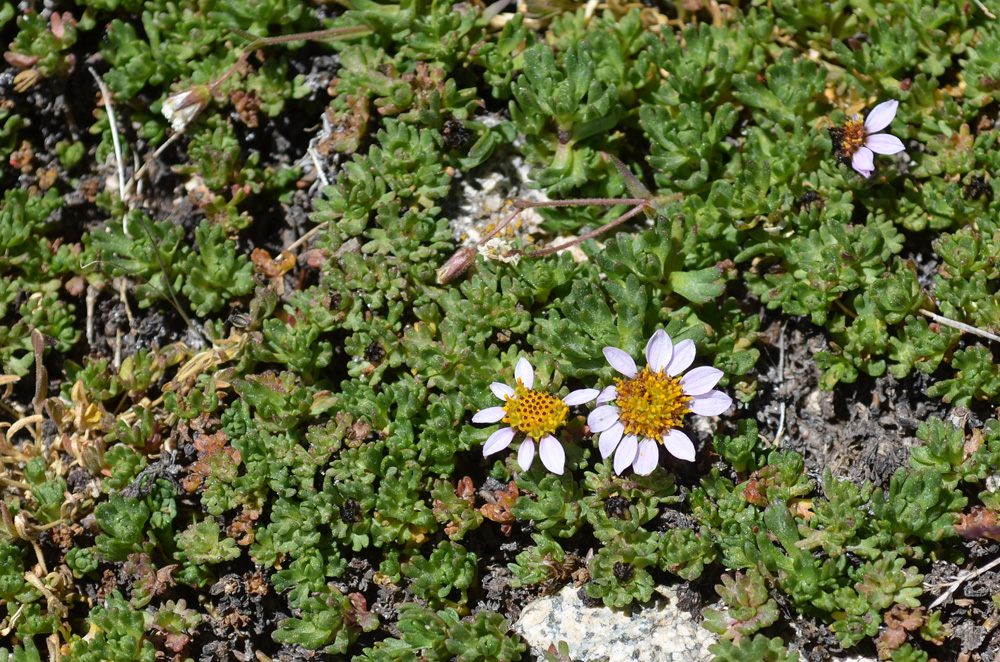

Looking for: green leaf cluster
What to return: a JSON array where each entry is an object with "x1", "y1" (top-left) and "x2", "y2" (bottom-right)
[
  {"x1": 0, "y1": 188, "x2": 78, "y2": 375},
  {"x1": 273, "y1": 586, "x2": 379, "y2": 654},
  {"x1": 401, "y1": 540, "x2": 477, "y2": 608},
  {"x1": 60, "y1": 591, "x2": 156, "y2": 662},
  {"x1": 0, "y1": 541, "x2": 60, "y2": 636},
  {"x1": 82, "y1": 213, "x2": 253, "y2": 316},
  {"x1": 356, "y1": 604, "x2": 525, "y2": 662},
  {"x1": 690, "y1": 415, "x2": 976, "y2": 650},
  {"x1": 709, "y1": 635, "x2": 799, "y2": 662},
  {"x1": 5, "y1": 11, "x2": 78, "y2": 79},
  {"x1": 701, "y1": 569, "x2": 780, "y2": 642}
]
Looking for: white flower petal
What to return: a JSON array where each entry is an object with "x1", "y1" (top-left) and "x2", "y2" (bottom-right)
[
  {"x1": 598, "y1": 421, "x2": 625, "y2": 458},
  {"x1": 490, "y1": 382, "x2": 515, "y2": 400},
  {"x1": 663, "y1": 429, "x2": 696, "y2": 462},
  {"x1": 603, "y1": 347, "x2": 638, "y2": 378},
  {"x1": 472, "y1": 406, "x2": 506, "y2": 424},
  {"x1": 483, "y1": 427, "x2": 516, "y2": 456},
  {"x1": 865, "y1": 133, "x2": 905, "y2": 155},
  {"x1": 596, "y1": 385, "x2": 618, "y2": 404},
  {"x1": 689, "y1": 390, "x2": 733, "y2": 416},
  {"x1": 680, "y1": 366, "x2": 724, "y2": 396},
  {"x1": 517, "y1": 438, "x2": 536, "y2": 471},
  {"x1": 515, "y1": 357, "x2": 534, "y2": 389},
  {"x1": 852, "y1": 146, "x2": 875, "y2": 177},
  {"x1": 588, "y1": 405, "x2": 621, "y2": 433},
  {"x1": 161, "y1": 89, "x2": 206, "y2": 132},
  {"x1": 538, "y1": 435, "x2": 565, "y2": 474},
  {"x1": 666, "y1": 339, "x2": 696, "y2": 376},
  {"x1": 563, "y1": 388, "x2": 599, "y2": 406},
  {"x1": 613, "y1": 434, "x2": 639, "y2": 475},
  {"x1": 864, "y1": 99, "x2": 898, "y2": 133},
  {"x1": 645, "y1": 330, "x2": 673, "y2": 373},
  {"x1": 633, "y1": 438, "x2": 660, "y2": 475}
]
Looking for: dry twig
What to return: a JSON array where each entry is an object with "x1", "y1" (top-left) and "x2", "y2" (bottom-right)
[
  {"x1": 88, "y1": 67, "x2": 129, "y2": 235},
  {"x1": 919, "y1": 308, "x2": 1000, "y2": 344},
  {"x1": 928, "y1": 555, "x2": 1000, "y2": 609},
  {"x1": 772, "y1": 321, "x2": 788, "y2": 447}
]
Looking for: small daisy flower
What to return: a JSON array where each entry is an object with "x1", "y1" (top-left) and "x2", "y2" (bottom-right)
[
  {"x1": 474, "y1": 357, "x2": 598, "y2": 474},
  {"x1": 588, "y1": 330, "x2": 732, "y2": 476},
  {"x1": 829, "y1": 99, "x2": 906, "y2": 178}
]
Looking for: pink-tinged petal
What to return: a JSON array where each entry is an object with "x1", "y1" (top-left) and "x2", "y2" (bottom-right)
[
  {"x1": 851, "y1": 147, "x2": 875, "y2": 177},
  {"x1": 864, "y1": 99, "x2": 898, "y2": 133},
  {"x1": 596, "y1": 385, "x2": 618, "y2": 404},
  {"x1": 563, "y1": 388, "x2": 599, "y2": 406},
  {"x1": 613, "y1": 434, "x2": 639, "y2": 475},
  {"x1": 663, "y1": 429, "x2": 696, "y2": 462},
  {"x1": 514, "y1": 357, "x2": 534, "y2": 390},
  {"x1": 517, "y1": 438, "x2": 535, "y2": 471},
  {"x1": 865, "y1": 133, "x2": 905, "y2": 155},
  {"x1": 645, "y1": 330, "x2": 673, "y2": 373},
  {"x1": 680, "y1": 366, "x2": 724, "y2": 396},
  {"x1": 689, "y1": 390, "x2": 733, "y2": 416},
  {"x1": 588, "y1": 405, "x2": 620, "y2": 433},
  {"x1": 633, "y1": 438, "x2": 660, "y2": 475},
  {"x1": 483, "y1": 427, "x2": 516, "y2": 456},
  {"x1": 666, "y1": 339, "x2": 696, "y2": 376},
  {"x1": 490, "y1": 382, "x2": 515, "y2": 400},
  {"x1": 603, "y1": 347, "x2": 638, "y2": 378},
  {"x1": 538, "y1": 435, "x2": 565, "y2": 474},
  {"x1": 598, "y1": 422, "x2": 625, "y2": 458},
  {"x1": 473, "y1": 406, "x2": 506, "y2": 424}
]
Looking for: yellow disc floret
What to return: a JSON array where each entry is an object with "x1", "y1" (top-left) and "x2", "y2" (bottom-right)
[
  {"x1": 503, "y1": 380, "x2": 568, "y2": 440},
  {"x1": 839, "y1": 116, "x2": 867, "y2": 157},
  {"x1": 614, "y1": 367, "x2": 691, "y2": 441}
]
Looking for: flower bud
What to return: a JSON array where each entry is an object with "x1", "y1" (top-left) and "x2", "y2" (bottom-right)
[
  {"x1": 436, "y1": 246, "x2": 476, "y2": 284},
  {"x1": 161, "y1": 85, "x2": 211, "y2": 132}
]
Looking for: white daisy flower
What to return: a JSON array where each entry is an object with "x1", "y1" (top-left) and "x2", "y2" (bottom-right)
[
  {"x1": 831, "y1": 99, "x2": 906, "y2": 178},
  {"x1": 473, "y1": 357, "x2": 598, "y2": 475},
  {"x1": 587, "y1": 329, "x2": 733, "y2": 476}
]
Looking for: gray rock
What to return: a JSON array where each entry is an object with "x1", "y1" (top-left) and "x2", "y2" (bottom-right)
[
  {"x1": 514, "y1": 584, "x2": 879, "y2": 662},
  {"x1": 513, "y1": 584, "x2": 714, "y2": 662}
]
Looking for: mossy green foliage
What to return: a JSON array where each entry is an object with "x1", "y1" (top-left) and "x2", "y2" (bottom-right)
[
  {"x1": 709, "y1": 634, "x2": 800, "y2": 662},
  {"x1": 355, "y1": 603, "x2": 524, "y2": 662},
  {"x1": 0, "y1": 188, "x2": 78, "y2": 375},
  {"x1": 5, "y1": 10, "x2": 77, "y2": 79},
  {"x1": 690, "y1": 416, "x2": 985, "y2": 656},
  {"x1": 2, "y1": 0, "x2": 1000, "y2": 659},
  {"x1": 702, "y1": 568, "x2": 780, "y2": 642},
  {"x1": 61, "y1": 592, "x2": 157, "y2": 662}
]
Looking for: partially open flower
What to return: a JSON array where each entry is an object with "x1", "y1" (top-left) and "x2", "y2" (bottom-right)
[
  {"x1": 588, "y1": 330, "x2": 732, "y2": 476},
  {"x1": 829, "y1": 99, "x2": 906, "y2": 178},
  {"x1": 161, "y1": 85, "x2": 211, "y2": 132},
  {"x1": 473, "y1": 357, "x2": 598, "y2": 474}
]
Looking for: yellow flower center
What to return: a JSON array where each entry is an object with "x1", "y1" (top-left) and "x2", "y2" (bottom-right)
[
  {"x1": 838, "y1": 116, "x2": 867, "y2": 157},
  {"x1": 614, "y1": 367, "x2": 691, "y2": 441},
  {"x1": 503, "y1": 380, "x2": 568, "y2": 440}
]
